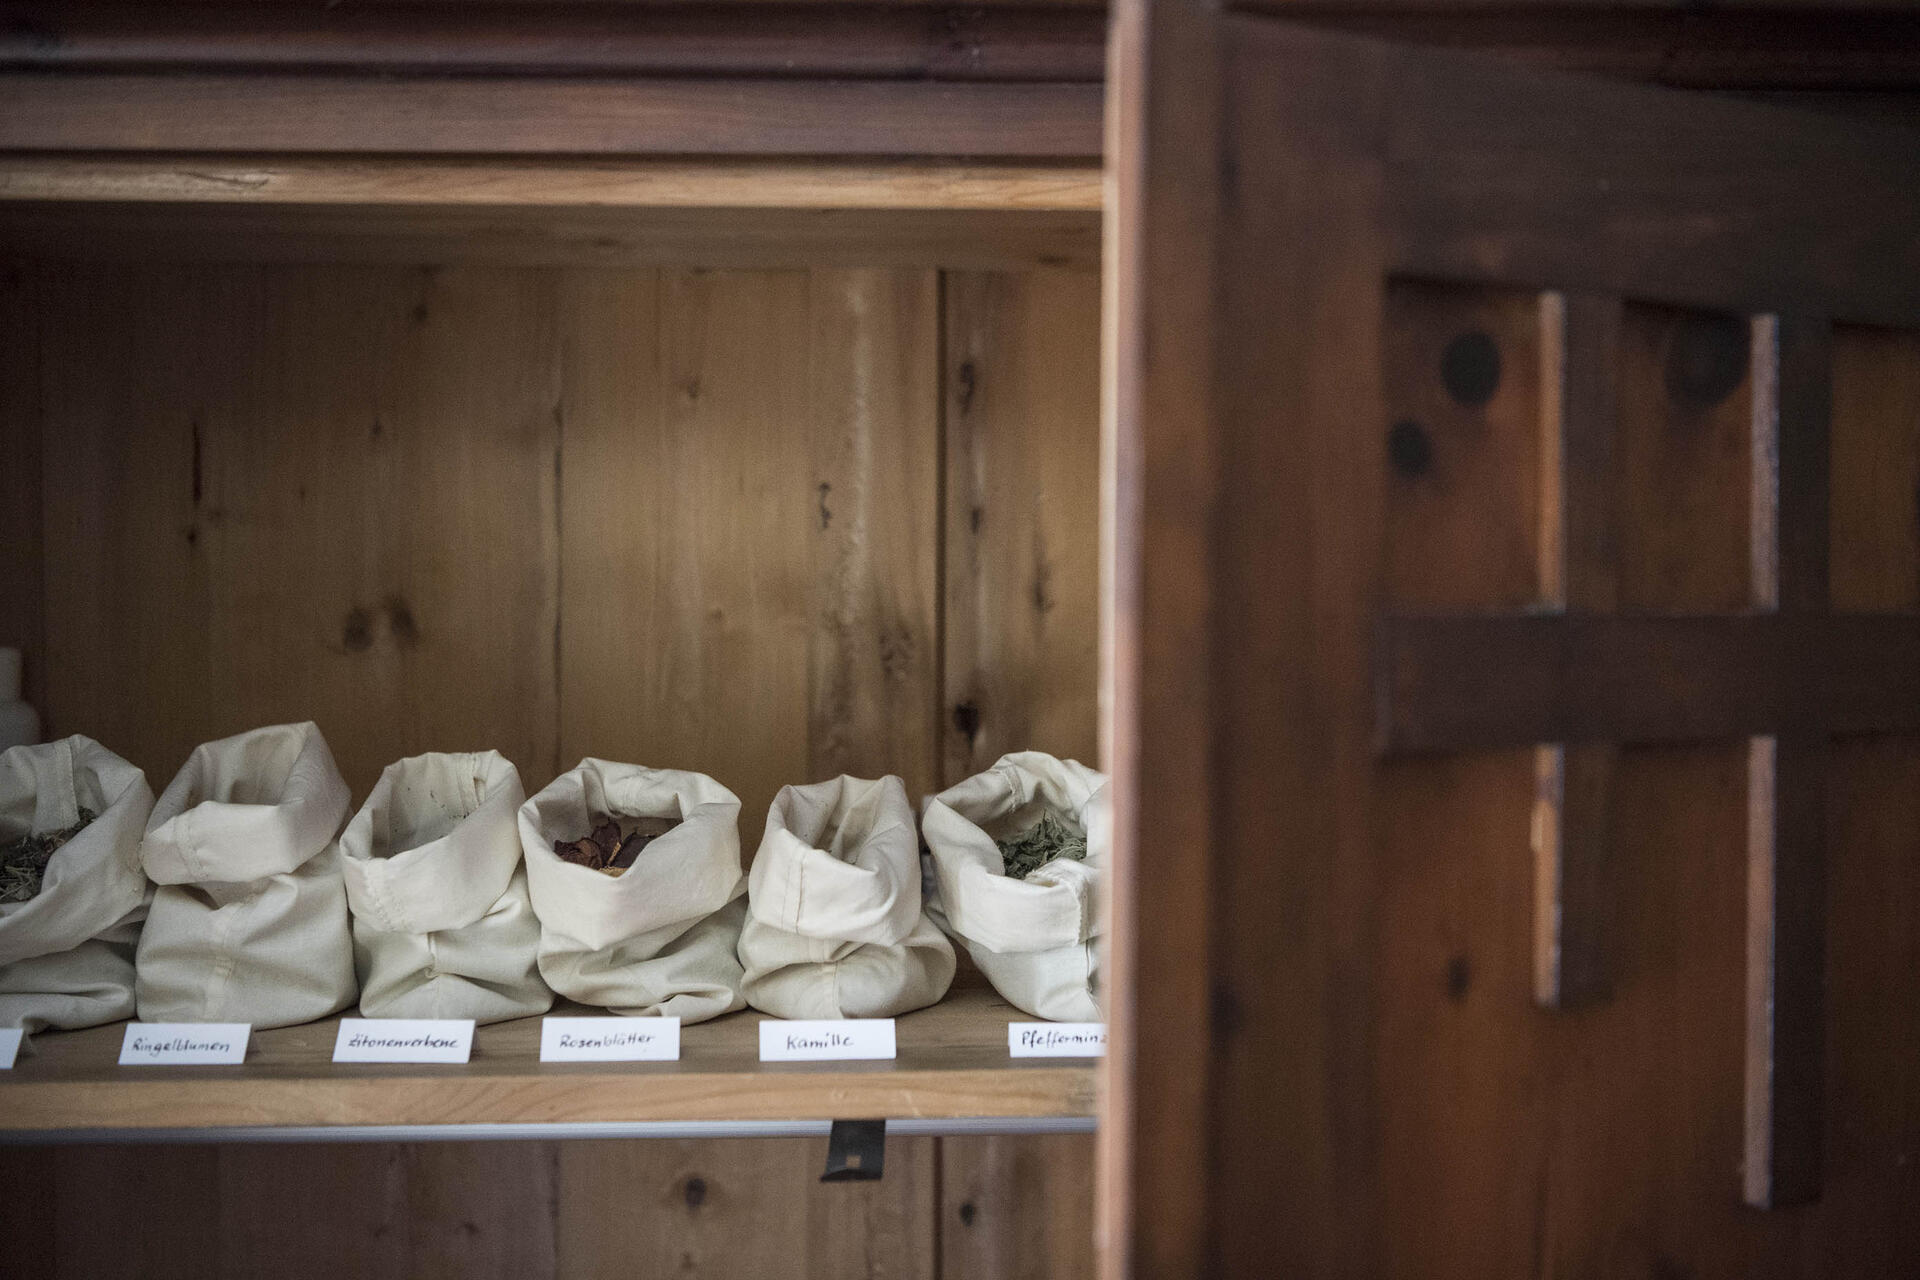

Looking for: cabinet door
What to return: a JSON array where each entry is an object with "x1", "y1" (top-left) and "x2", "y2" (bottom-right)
[{"x1": 1104, "y1": 6, "x2": 1920, "y2": 1278}]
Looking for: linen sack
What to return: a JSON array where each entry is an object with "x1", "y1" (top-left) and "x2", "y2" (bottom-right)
[
  {"x1": 340, "y1": 751, "x2": 552, "y2": 1024},
  {"x1": 739, "y1": 774, "x2": 955, "y2": 1020},
  {"x1": 0, "y1": 737, "x2": 154, "y2": 1033},
  {"x1": 136, "y1": 721, "x2": 357, "y2": 1028},
  {"x1": 521, "y1": 760, "x2": 747, "y2": 1023},
  {"x1": 921, "y1": 751, "x2": 1107, "y2": 1022}
]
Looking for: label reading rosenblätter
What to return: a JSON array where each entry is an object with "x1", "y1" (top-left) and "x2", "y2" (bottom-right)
[
  {"x1": 119, "y1": 1023, "x2": 250, "y2": 1065},
  {"x1": 332, "y1": 1018, "x2": 474, "y2": 1064},
  {"x1": 758, "y1": 1019, "x2": 897, "y2": 1062},
  {"x1": 1008, "y1": 1023, "x2": 1107, "y2": 1058},
  {"x1": 0, "y1": 1027, "x2": 21, "y2": 1069},
  {"x1": 540, "y1": 1016, "x2": 680, "y2": 1062}
]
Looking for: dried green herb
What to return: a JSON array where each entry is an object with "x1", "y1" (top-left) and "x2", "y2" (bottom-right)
[
  {"x1": 0, "y1": 808, "x2": 97, "y2": 905},
  {"x1": 996, "y1": 813, "x2": 1088, "y2": 881}
]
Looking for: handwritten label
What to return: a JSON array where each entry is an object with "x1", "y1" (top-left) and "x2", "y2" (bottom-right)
[
  {"x1": 540, "y1": 1016, "x2": 680, "y2": 1062},
  {"x1": 1008, "y1": 1022, "x2": 1107, "y2": 1057},
  {"x1": 758, "y1": 1019, "x2": 896, "y2": 1062},
  {"x1": 332, "y1": 1018, "x2": 474, "y2": 1064},
  {"x1": 119, "y1": 1023, "x2": 250, "y2": 1065},
  {"x1": 0, "y1": 1027, "x2": 20, "y2": 1069}
]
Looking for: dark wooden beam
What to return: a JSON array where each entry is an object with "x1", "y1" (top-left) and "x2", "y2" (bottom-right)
[
  {"x1": 1375, "y1": 611, "x2": 1920, "y2": 754},
  {"x1": 0, "y1": 4, "x2": 1108, "y2": 82},
  {"x1": 1242, "y1": 5, "x2": 1920, "y2": 92},
  {"x1": 0, "y1": 74, "x2": 1103, "y2": 159}
]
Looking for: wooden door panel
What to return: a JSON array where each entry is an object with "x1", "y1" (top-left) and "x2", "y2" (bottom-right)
[{"x1": 1108, "y1": 7, "x2": 1920, "y2": 1275}]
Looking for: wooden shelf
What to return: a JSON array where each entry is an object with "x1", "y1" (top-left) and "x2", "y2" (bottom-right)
[{"x1": 0, "y1": 983, "x2": 1096, "y2": 1138}]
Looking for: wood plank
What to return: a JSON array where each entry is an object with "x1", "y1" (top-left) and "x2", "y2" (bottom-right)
[
  {"x1": 1380, "y1": 279, "x2": 1546, "y2": 1276},
  {"x1": 554, "y1": 1135, "x2": 935, "y2": 1280},
  {"x1": 0, "y1": 988, "x2": 1093, "y2": 1132},
  {"x1": 38, "y1": 264, "x2": 215, "y2": 774},
  {"x1": 0, "y1": 75, "x2": 1104, "y2": 160},
  {"x1": 942, "y1": 268, "x2": 1104, "y2": 777},
  {"x1": 403, "y1": 1143, "x2": 558, "y2": 1280},
  {"x1": 1533, "y1": 292, "x2": 1622, "y2": 1008},
  {"x1": 938, "y1": 268, "x2": 1102, "y2": 1277},
  {"x1": 0, "y1": 261, "x2": 42, "y2": 710},
  {"x1": 0, "y1": 204, "x2": 1102, "y2": 272},
  {"x1": 1273, "y1": 7, "x2": 1920, "y2": 91},
  {"x1": 556, "y1": 267, "x2": 940, "y2": 851},
  {"x1": 1375, "y1": 612, "x2": 1920, "y2": 753},
  {"x1": 215, "y1": 1144, "x2": 411, "y2": 1278},
  {"x1": 941, "y1": 1134, "x2": 1096, "y2": 1280},
  {"x1": 1370, "y1": 32, "x2": 1920, "y2": 326},
  {"x1": 0, "y1": 3, "x2": 1108, "y2": 82},
  {"x1": 806, "y1": 268, "x2": 943, "y2": 795},
  {"x1": 1742, "y1": 314, "x2": 1832, "y2": 1210},
  {"x1": 0, "y1": 157, "x2": 1104, "y2": 212}
]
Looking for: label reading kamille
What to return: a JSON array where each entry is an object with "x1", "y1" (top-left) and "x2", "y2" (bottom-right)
[{"x1": 758, "y1": 1019, "x2": 896, "y2": 1062}]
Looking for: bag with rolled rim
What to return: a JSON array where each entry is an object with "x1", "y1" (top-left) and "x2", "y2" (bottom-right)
[
  {"x1": 340, "y1": 750, "x2": 552, "y2": 1024},
  {"x1": 921, "y1": 751, "x2": 1107, "y2": 1022},
  {"x1": 520, "y1": 759, "x2": 747, "y2": 1023},
  {"x1": 0, "y1": 736, "x2": 154, "y2": 1033},
  {"x1": 136, "y1": 721, "x2": 357, "y2": 1028},
  {"x1": 739, "y1": 774, "x2": 954, "y2": 1020}
]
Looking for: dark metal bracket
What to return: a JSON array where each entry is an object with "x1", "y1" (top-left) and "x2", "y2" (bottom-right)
[{"x1": 821, "y1": 1119, "x2": 886, "y2": 1182}]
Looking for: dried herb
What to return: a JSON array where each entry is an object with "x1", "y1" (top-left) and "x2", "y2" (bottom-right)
[
  {"x1": 996, "y1": 813, "x2": 1087, "y2": 881},
  {"x1": 0, "y1": 808, "x2": 97, "y2": 905},
  {"x1": 554, "y1": 814, "x2": 681, "y2": 878}
]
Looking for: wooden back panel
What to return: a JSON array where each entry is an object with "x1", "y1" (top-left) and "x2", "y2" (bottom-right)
[{"x1": 1107, "y1": 9, "x2": 1920, "y2": 1276}]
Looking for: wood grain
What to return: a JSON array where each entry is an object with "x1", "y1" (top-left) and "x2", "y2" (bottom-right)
[
  {"x1": 556, "y1": 267, "x2": 939, "y2": 849},
  {"x1": 0, "y1": 3, "x2": 1108, "y2": 82},
  {"x1": 1380, "y1": 280, "x2": 1545, "y2": 1277},
  {"x1": 38, "y1": 263, "x2": 561, "y2": 795},
  {"x1": 0, "y1": 157, "x2": 1103, "y2": 212},
  {"x1": 0, "y1": 203, "x2": 1101, "y2": 272},
  {"x1": 0, "y1": 261, "x2": 42, "y2": 709},
  {"x1": 556, "y1": 1135, "x2": 935, "y2": 1279},
  {"x1": 941, "y1": 1133, "x2": 1097, "y2": 1280},
  {"x1": 0, "y1": 74, "x2": 1104, "y2": 160},
  {"x1": 943, "y1": 269, "x2": 1104, "y2": 777}
]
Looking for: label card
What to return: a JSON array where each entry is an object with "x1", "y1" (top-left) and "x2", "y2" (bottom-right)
[
  {"x1": 332, "y1": 1018, "x2": 474, "y2": 1064},
  {"x1": 0, "y1": 1027, "x2": 21, "y2": 1069},
  {"x1": 119, "y1": 1023, "x2": 250, "y2": 1066},
  {"x1": 758, "y1": 1019, "x2": 897, "y2": 1062},
  {"x1": 540, "y1": 1017, "x2": 680, "y2": 1062},
  {"x1": 1008, "y1": 1023, "x2": 1108, "y2": 1057}
]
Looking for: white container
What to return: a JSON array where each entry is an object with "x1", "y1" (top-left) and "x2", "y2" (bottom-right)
[{"x1": 0, "y1": 649, "x2": 39, "y2": 751}]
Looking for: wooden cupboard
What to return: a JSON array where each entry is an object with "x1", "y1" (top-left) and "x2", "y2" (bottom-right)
[{"x1": 1, "y1": 3, "x2": 1917, "y2": 1278}]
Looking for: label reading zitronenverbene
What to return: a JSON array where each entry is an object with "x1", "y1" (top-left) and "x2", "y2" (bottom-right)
[
  {"x1": 758, "y1": 1019, "x2": 896, "y2": 1062},
  {"x1": 540, "y1": 1016, "x2": 680, "y2": 1062},
  {"x1": 332, "y1": 1018, "x2": 474, "y2": 1064},
  {"x1": 118, "y1": 1023, "x2": 250, "y2": 1065},
  {"x1": 1007, "y1": 1023, "x2": 1107, "y2": 1057}
]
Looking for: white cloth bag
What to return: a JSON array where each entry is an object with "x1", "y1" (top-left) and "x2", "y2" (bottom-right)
[
  {"x1": 340, "y1": 751, "x2": 552, "y2": 1024},
  {"x1": 136, "y1": 722, "x2": 357, "y2": 1028},
  {"x1": 921, "y1": 752, "x2": 1107, "y2": 1022},
  {"x1": 0, "y1": 737, "x2": 154, "y2": 1033},
  {"x1": 521, "y1": 760, "x2": 747, "y2": 1023},
  {"x1": 739, "y1": 774, "x2": 955, "y2": 1020}
]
